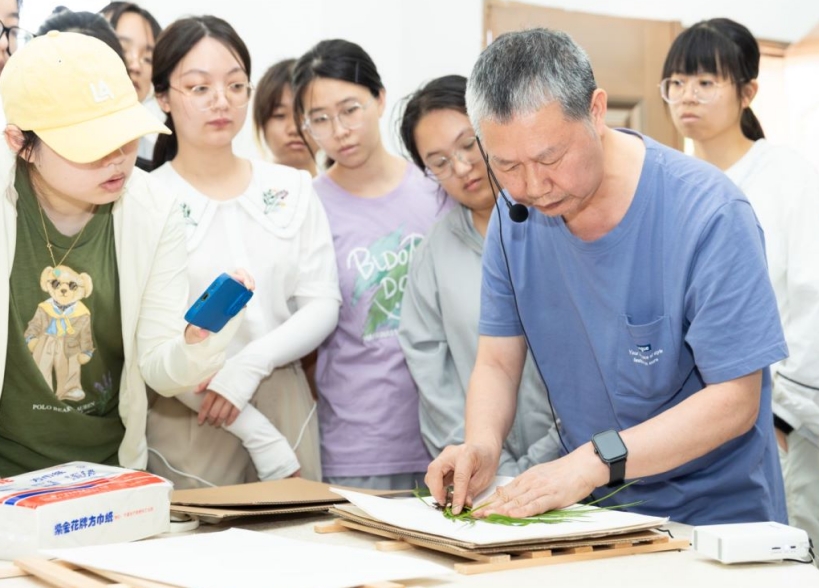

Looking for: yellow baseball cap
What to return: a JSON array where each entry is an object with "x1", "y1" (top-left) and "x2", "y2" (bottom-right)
[{"x1": 0, "y1": 30, "x2": 170, "y2": 164}]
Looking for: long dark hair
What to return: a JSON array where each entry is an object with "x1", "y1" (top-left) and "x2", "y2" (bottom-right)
[
  {"x1": 252, "y1": 58, "x2": 295, "y2": 149},
  {"x1": 151, "y1": 15, "x2": 251, "y2": 167},
  {"x1": 37, "y1": 11, "x2": 125, "y2": 62},
  {"x1": 292, "y1": 39, "x2": 383, "y2": 164},
  {"x1": 399, "y1": 75, "x2": 468, "y2": 172},
  {"x1": 662, "y1": 18, "x2": 764, "y2": 141}
]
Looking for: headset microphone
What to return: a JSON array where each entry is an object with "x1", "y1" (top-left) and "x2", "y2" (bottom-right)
[
  {"x1": 476, "y1": 136, "x2": 529, "y2": 223},
  {"x1": 501, "y1": 190, "x2": 529, "y2": 223}
]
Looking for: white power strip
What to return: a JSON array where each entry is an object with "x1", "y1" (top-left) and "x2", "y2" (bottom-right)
[{"x1": 692, "y1": 521, "x2": 811, "y2": 564}]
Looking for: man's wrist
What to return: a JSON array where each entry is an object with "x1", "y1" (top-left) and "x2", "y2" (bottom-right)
[{"x1": 580, "y1": 442, "x2": 610, "y2": 488}]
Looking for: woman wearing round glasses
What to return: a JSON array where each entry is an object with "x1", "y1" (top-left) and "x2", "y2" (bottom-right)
[
  {"x1": 662, "y1": 18, "x2": 819, "y2": 547},
  {"x1": 292, "y1": 39, "x2": 444, "y2": 490},
  {"x1": 396, "y1": 75, "x2": 559, "y2": 475},
  {"x1": 146, "y1": 16, "x2": 340, "y2": 488}
]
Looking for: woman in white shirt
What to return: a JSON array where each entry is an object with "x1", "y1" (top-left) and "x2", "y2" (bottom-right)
[
  {"x1": 662, "y1": 18, "x2": 819, "y2": 549},
  {"x1": 146, "y1": 15, "x2": 340, "y2": 487}
]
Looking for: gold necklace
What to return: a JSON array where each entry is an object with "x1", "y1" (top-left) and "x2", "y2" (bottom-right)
[{"x1": 36, "y1": 199, "x2": 91, "y2": 268}]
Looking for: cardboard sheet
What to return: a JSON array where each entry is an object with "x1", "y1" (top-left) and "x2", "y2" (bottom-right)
[
  {"x1": 44, "y1": 528, "x2": 451, "y2": 588},
  {"x1": 170, "y1": 478, "x2": 403, "y2": 521},
  {"x1": 172, "y1": 478, "x2": 345, "y2": 508},
  {"x1": 331, "y1": 478, "x2": 669, "y2": 548}
]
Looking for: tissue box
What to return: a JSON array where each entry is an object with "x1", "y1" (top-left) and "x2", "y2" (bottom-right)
[{"x1": 0, "y1": 462, "x2": 172, "y2": 560}]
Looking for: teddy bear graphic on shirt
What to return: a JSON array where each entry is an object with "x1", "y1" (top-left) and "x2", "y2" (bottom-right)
[{"x1": 24, "y1": 265, "x2": 95, "y2": 402}]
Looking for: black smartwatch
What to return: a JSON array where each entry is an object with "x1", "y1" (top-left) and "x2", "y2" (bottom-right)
[{"x1": 592, "y1": 429, "x2": 628, "y2": 487}]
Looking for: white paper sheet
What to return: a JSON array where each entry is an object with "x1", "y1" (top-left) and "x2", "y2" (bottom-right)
[
  {"x1": 43, "y1": 528, "x2": 451, "y2": 588},
  {"x1": 332, "y1": 477, "x2": 668, "y2": 546}
]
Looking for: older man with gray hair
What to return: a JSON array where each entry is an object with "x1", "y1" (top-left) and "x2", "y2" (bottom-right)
[{"x1": 425, "y1": 28, "x2": 787, "y2": 526}]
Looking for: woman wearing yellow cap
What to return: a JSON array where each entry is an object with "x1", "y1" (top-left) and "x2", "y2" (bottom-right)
[{"x1": 0, "y1": 31, "x2": 242, "y2": 476}]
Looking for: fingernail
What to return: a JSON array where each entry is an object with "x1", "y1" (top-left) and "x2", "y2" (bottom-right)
[{"x1": 452, "y1": 503, "x2": 462, "y2": 515}]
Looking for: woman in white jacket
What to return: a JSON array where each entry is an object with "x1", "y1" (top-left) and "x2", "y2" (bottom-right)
[
  {"x1": 397, "y1": 75, "x2": 559, "y2": 475},
  {"x1": 0, "y1": 32, "x2": 238, "y2": 476},
  {"x1": 662, "y1": 18, "x2": 819, "y2": 549},
  {"x1": 145, "y1": 16, "x2": 340, "y2": 487}
]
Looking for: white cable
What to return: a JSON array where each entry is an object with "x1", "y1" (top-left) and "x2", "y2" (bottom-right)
[
  {"x1": 291, "y1": 401, "x2": 317, "y2": 452},
  {"x1": 148, "y1": 447, "x2": 217, "y2": 488},
  {"x1": 147, "y1": 400, "x2": 316, "y2": 485}
]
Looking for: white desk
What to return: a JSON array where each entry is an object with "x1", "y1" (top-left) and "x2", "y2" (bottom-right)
[{"x1": 1, "y1": 514, "x2": 817, "y2": 587}]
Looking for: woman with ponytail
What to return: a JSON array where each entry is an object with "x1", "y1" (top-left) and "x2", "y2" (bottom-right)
[
  {"x1": 663, "y1": 18, "x2": 819, "y2": 551},
  {"x1": 146, "y1": 16, "x2": 340, "y2": 487}
]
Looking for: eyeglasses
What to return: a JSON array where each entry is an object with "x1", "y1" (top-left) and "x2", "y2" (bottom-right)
[
  {"x1": 302, "y1": 97, "x2": 375, "y2": 140},
  {"x1": 659, "y1": 76, "x2": 730, "y2": 104},
  {"x1": 424, "y1": 134, "x2": 481, "y2": 181},
  {"x1": 0, "y1": 20, "x2": 34, "y2": 56},
  {"x1": 170, "y1": 82, "x2": 253, "y2": 111}
]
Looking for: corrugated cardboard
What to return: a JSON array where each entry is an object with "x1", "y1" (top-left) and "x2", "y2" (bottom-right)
[{"x1": 170, "y1": 478, "x2": 399, "y2": 521}]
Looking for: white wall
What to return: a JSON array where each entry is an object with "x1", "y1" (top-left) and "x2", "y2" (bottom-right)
[{"x1": 24, "y1": 1, "x2": 819, "y2": 158}]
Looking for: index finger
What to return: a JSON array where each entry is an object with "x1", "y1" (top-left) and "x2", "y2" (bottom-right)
[
  {"x1": 197, "y1": 391, "x2": 216, "y2": 425},
  {"x1": 450, "y1": 450, "x2": 479, "y2": 515},
  {"x1": 425, "y1": 451, "x2": 455, "y2": 505}
]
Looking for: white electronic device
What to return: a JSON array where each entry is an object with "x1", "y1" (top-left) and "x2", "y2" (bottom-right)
[{"x1": 692, "y1": 521, "x2": 811, "y2": 564}]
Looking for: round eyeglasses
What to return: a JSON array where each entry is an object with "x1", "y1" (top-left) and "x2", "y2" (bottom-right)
[
  {"x1": 424, "y1": 134, "x2": 482, "y2": 181},
  {"x1": 302, "y1": 97, "x2": 375, "y2": 140},
  {"x1": 170, "y1": 82, "x2": 253, "y2": 111},
  {"x1": 659, "y1": 76, "x2": 730, "y2": 105},
  {"x1": 1, "y1": 20, "x2": 34, "y2": 56}
]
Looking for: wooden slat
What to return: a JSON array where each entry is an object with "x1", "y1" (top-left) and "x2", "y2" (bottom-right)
[
  {"x1": 313, "y1": 521, "x2": 349, "y2": 534},
  {"x1": 454, "y1": 537, "x2": 691, "y2": 575},
  {"x1": 375, "y1": 540, "x2": 414, "y2": 552},
  {"x1": 13, "y1": 559, "x2": 112, "y2": 588},
  {"x1": 0, "y1": 564, "x2": 28, "y2": 579}
]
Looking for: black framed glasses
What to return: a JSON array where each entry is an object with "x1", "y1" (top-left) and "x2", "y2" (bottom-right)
[{"x1": 1, "y1": 20, "x2": 34, "y2": 56}]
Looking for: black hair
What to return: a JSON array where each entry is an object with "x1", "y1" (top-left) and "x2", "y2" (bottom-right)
[
  {"x1": 292, "y1": 38, "x2": 383, "y2": 165},
  {"x1": 662, "y1": 18, "x2": 764, "y2": 141},
  {"x1": 252, "y1": 58, "x2": 296, "y2": 146},
  {"x1": 36, "y1": 10, "x2": 125, "y2": 63},
  {"x1": 101, "y1": 2, "x2": 162, "y2": 44},
  {"x1": 151, "y1": 15, "x2": 251, "y2": 168},
  {"x1": 16, "y1": 130, "x2": 40, "y2": 170},
  {"x1": 399, "y1": 75, "x2": 468, "y2": 172}
]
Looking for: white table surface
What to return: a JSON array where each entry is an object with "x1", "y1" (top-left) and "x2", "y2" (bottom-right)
[{"x1": 1, "y1": 513, "x2": 817, "y2": 588}]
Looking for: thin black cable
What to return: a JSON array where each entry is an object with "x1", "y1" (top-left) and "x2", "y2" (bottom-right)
[{"x1": 476, "y1": 136, "x2": 570, "y2": 457}]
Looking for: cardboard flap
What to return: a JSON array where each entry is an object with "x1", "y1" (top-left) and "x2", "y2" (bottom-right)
[{"x1": 171, "y1": 478, "x2": 344, "y2": 508}]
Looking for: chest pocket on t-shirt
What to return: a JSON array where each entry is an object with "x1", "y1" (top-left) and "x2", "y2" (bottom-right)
[{"x1": 615, "y1": 314, "x2": 684, "y2": 406}]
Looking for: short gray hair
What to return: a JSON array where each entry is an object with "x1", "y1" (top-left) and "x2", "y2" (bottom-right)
[{"x1": 466, "y1": 28, "x2": 597, "y2": 134}]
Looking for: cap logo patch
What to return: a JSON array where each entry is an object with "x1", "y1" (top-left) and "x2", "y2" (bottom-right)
[{"x1": 90, "y1": 80, "x2": 115, "y2": 103}]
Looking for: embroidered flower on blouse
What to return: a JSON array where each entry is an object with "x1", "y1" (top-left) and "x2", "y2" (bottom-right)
[
  {"x1": 262, "y1": 189, "x2": 288, "y2": 214},
  {"x1": 180, "y1": 203, "x2": 198, "y2": 226}
]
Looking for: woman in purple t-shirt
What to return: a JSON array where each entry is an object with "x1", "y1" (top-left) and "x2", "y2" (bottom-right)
[{"x1": 292, "y1": 39, "x2": 443, "y2": 489}]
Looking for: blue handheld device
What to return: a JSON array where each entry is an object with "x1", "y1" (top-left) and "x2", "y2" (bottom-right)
[{"x1": 184, "y1": 273, "x2": 253, "y2": 333}]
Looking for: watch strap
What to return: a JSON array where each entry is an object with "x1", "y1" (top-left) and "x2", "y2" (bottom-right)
[{"x1": 607, "y1": 455, "x2": 626, "y2": 488}]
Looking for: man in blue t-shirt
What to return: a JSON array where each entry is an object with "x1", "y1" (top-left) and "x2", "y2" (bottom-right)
[{"x1": 425, "y1": 28, "x2": 788, "y2": 526}]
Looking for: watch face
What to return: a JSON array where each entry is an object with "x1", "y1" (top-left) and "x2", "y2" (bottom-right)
[{"x1": 593, "y1": 430, "x2": 628, "y2": 462}]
